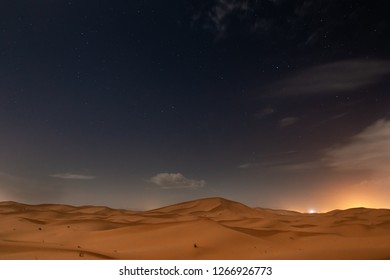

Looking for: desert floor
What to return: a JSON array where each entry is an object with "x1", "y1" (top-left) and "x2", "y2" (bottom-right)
[{"x1": 1, "y1": 197, "x2": 390, "y2": 259}]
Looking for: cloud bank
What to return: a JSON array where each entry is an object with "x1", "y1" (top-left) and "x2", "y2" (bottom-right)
[
  {"x1": 149, "y1": 173, "x2": 205, "y2": 189},
  {"x1": 240, "y1": 119, "x2": 390, "y2": 176},
  {"x1": 268, "y1": 60, "x2": 390, "y2": 96},
  {"x1": 324, "y1": 119, "x2": 390, "y2": 174}
]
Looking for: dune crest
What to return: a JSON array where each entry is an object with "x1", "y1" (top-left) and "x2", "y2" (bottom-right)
[{"x1": 1, "y1": 198, "x2": 390, "y2": 260}]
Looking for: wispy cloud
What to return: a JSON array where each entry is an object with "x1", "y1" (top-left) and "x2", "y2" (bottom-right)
[
  {"x1": 254, "y1": 106, "x2": 275, "y2": 119},
  {"x1": 149, "y1": 173, "x2": 205, "y2": 189},
  {"x1": 50, "y1": 173, "x2": 95, "y2": 180},
  {"x1": 323, "y1": 119, "x2": 390, "y2": 175},
  {"x1": 238, "y1": 151, "x2": 298, "y2": 169},
  {"x1": 209, "y1": 0, "x2": 249, "y2": 38},
  {"x1": 238, "y1": 163, "x2": 256, "y2": 169},
  {"x1": 312, "y1": 112, "x2": 349, "y2": 128},
  {"x1": 279, "y1": 117, "x2": 299, "y2": 127},
  {"x1": 194, "y1": 0, "x2": 385, "y2": 50},
  {"x1": 272, "y1": 161, "x2": 321, "y2": 171},
  {"x1": 238, "y1": 155, "x2": 318, "y2": 172},
  {"x1": 267, "y1": 60, "x2": 390, "y2": 96},
  {"x1": 192, "y1": 0, "x2": 250, "y2": 39}
]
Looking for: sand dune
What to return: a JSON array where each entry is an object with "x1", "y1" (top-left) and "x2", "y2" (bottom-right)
[{"x1": 1, "y1": 197, "x2": 390, "y2": 259}]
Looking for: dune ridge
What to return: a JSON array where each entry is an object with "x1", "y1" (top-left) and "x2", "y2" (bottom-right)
[{"x1": 1, "y1": 197, "x2": 390, "y2": 260}]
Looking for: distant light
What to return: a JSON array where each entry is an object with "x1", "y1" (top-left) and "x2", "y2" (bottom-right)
[{"x1": 308, "y1": 209, "x2": 316, "y2": 214}]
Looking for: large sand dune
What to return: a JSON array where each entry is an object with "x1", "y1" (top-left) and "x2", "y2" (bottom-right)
[{"x1": 1, "y1": 197, "x2": 390, "y2": 259}]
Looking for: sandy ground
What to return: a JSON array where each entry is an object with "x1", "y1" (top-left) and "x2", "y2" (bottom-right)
[{"x1": 1, "y1": 197, "x2": 390, "y2": 260}]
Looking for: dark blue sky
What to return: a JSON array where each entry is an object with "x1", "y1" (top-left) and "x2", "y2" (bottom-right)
[{"x1": 1, "y1": 0, "x2": 389, "y2": 211}]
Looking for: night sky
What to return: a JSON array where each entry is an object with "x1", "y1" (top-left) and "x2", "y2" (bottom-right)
[{"x1": 1, "y1": 0, "x2": 389, "y2": 212}]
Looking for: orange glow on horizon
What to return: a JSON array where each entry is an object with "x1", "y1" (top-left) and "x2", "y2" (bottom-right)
[{"x1": 277, "y1": 180, "x2": 390, "y2": 213}]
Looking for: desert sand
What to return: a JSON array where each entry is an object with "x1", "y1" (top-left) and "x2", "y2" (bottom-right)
[{"x1": 1, "y1": 197, "x2": 390, "y2": 260}]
